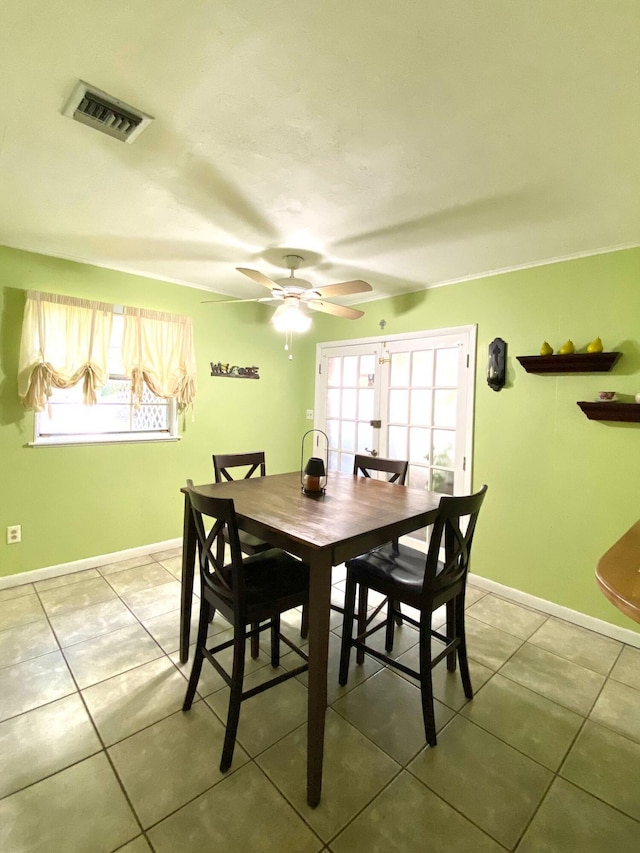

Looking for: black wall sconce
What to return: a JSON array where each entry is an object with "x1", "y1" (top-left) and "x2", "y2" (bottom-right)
[{"x1": 487, "y1": 337, "x2": 507, "y2": 392}]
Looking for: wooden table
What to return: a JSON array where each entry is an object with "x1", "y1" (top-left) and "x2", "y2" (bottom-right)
[
  {"x1": 596, "y1": 519, "x2": 640, "y2": 624},
  {"x1": 179, "y1": 471, "x2": 441, "y2": 806}
]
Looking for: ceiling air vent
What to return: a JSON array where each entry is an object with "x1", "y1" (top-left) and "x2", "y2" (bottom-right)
[{"x1": 62, "y1": 81, "x2": 153, "y2": 143}]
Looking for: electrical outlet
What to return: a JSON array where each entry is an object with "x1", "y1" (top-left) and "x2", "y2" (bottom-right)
[
  {"x1": 7, "y1": 525, "x2": 21, "y2": 544},
  {"x1": 306, "y1": 409, "x2": 314, "y2": 420}
]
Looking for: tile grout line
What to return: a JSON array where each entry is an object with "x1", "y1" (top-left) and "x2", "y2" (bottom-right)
[
  {"x1": 3, "y1": 556, "x2": 640, "y2": 849},
  {"x1": 52, "y1": 563, "x2": 223, "y2": 853},
  {"x1": 131, "y1": 572, "x2": 640, "y2": 849},
  {"x1": 0, "y1": 582, "x2": 153, "y2": 846},
  {"x1": 250, "y1": 757, "x2": 327, "y2": 848},
  {"x1": 35, "y1": 583, "x2": 149, "y2": 843}
]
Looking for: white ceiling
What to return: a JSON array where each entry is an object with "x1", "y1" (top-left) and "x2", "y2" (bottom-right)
[{"x1": 1, "y1": 1, "x2": 638, "y2": 305}]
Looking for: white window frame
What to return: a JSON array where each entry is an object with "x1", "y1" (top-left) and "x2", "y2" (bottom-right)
[{"x1": 31, "y1": 315, "x2": 180, "y2": 447}]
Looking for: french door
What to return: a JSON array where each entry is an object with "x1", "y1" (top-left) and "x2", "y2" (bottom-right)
[{"x1": 314, "y1": 326, "x2": 476, "y2": 497}]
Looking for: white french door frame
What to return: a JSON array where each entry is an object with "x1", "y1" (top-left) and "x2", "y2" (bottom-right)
[{"x1": 314, "y1": 324, "x2": 477, "y2": 495}]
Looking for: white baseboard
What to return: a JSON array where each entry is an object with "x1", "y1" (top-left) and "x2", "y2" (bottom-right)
[
  {"x1": 0, "y1": 538, "x2": 182, "y2": 590},
  {"x1": 469, "y1": 573, "x2": 640, "y2": 650},
  {"x1": 2, "y1": 544, "x2": 639, "y2": 650}
]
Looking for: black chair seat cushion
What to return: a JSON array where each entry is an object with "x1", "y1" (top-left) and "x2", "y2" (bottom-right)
[
  {"x1": 204, "y1": 548, "x2": 309, "y2": 608},
  {"x1": 346, "y1": 542, "x2": 448, "y2": 597}
]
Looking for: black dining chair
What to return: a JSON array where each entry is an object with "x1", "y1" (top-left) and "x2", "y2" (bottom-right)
[
  {"x1": 213, "y1": 451, "x2": 310, "y2": 648},
  {"x1": 182, "y1": 480, "x2": 309, "y2": 772},
  {"x1": 352, "y1": 453, "x2": 409, "y2": 486},
  {"x1": 213, "y1": 452, "x2": 272, "y2": 658},
  {"x1": 353, "y1": 454, "x2": 409, "y2": 641},
  {"x1": 339, "y1": 484, "x2": 488, "y2": 747},
  {"x1": 212, "y1": 451, "x2": 270, "y2": 559},
  {"x1": 299, "y1": 454, "x2": 410, "y2": 640}
]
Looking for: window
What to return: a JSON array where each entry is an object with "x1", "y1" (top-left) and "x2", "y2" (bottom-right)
[
  {"x1": 20, "y1": 290, "x2": 195, "y2": 446},
  {"x1": 33, "y1": 315, "x2": 178, "y2": 446}
]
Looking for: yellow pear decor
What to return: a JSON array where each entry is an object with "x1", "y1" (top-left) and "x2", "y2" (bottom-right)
[
  {"x1": 587, "y1": 337, "x2": 603, "y2": 353},
  {"x1": 558, "y1": 340, "x2": 575, "y2": 355},
  {"x1": 539, "y1": 341, "x2": 553, "y2": 356}
]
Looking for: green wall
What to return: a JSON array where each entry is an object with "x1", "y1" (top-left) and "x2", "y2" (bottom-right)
[
  {"x1": 310, "y1": 247, "x2": 640, "y2": 634},
  {"x1": 2, "y1": 244, "x2": 639, "y2": 636},
  {"x1": 0, "y1": 246, "x2": 313, "y2": 577}
]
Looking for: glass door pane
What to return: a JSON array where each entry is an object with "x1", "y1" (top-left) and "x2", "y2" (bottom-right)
[
  {"x1": 316, "y1": 343, "x2": 381, "y2": 474},
  {"x1": 379, "y1": 334, "x2": 469, "y2": 498},
  {"x1": 316, "y1": 327, "x2": 475, "y2": 526}
]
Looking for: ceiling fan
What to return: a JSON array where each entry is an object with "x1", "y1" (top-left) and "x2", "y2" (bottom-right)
[{"x1": 204, "y1": 253, "x2": 372, "y2": 332}]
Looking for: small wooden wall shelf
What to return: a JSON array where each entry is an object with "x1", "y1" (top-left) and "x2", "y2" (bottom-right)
[
  {"x1": 577, "y1": 402, "x2": 640, "y2": 422},
  {"x1": 517, "y1": 352, "x2": 621, "y2": 373}
]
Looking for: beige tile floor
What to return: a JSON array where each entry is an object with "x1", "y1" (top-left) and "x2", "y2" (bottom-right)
[{"x1": 1, "y1": 548, "x2": 640, "y2": 852}]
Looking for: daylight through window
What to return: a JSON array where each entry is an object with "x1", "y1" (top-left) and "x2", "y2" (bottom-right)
[{"x1": 34, "y1": 314, "x2": 178, "y2": 445}]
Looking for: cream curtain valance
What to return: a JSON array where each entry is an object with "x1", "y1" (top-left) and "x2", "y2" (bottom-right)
[
  {"x1": 122, "y1": 306, "x2": 197, "y2": 408},
  {"x1": 18, "y1": 291, "x2": 113, "y2": 412},
  {"x1": 18, "y1": 291, "x2": 197, "y2": 412}
]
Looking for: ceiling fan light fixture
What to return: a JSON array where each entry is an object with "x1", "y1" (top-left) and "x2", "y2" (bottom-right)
[
  {"x1": 231, "y1": 260, "x2": 371, "y2": 357},
  {"x1": 272, "y1": 302, "x2": 312, "y2": 334}
]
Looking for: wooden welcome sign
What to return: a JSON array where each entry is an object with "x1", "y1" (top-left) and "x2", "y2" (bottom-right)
[{"x1": 210, "y1": 362, "x2": 260, "y2": 379}]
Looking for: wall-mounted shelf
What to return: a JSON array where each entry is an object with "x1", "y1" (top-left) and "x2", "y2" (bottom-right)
[
  {"x1": 517, "y1": 352, "x2": 621, "y2": 373},
  {"x1": 577, "y1": 402, "x2": 640, "y2": 422}
]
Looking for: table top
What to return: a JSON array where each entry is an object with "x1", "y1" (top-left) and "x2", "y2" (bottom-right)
[
  {"x1": 596, "y1": 518, "x2": 640, "y2": 625},
  {"x1": 185, "y1": 471, "x2": 441, "y2": 560}
]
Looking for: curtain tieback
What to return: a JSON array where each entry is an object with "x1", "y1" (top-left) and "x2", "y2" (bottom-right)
[
  {"x1": 175, "y1": 372, "x2": 197, "y2": 408},
  {"x1": 130, "y1": 366, "x2": 145, "y2": 409},
  {"x1": 23, "y1": 362, "x2": 56, "y2": 411},
  {"x1": 81, "y1": 364, "x2": 102, "y2": 406}
]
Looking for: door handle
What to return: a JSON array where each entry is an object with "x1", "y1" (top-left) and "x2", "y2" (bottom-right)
[{"x1": 365, "y1": 448, "x2": 378, "y2": 457}]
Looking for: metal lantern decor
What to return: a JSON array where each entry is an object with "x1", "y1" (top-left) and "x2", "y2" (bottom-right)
[{"x1": 300, "y1": 429, "x2": 328, "y2": 496}]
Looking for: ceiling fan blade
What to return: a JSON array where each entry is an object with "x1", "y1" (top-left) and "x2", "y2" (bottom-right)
[
  {"x1": 309, "y1": 279, "x2": 372, "y2": 299},
  {"x1": 201, "y1": 296, "x2": 278, "y2": 304},
  {"x1": 236, "y1": 267, "x2": 284, "y2": 292},
  {"x1": 307, "y1": 300, "x2": 365, "y2": 319}
]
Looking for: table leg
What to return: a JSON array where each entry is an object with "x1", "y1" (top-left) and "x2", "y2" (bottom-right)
[
  {"x1": 306, "y1": 552, "x2": 333, "y2": 807},
  {"x1": 179, "y1": 492, "x2": 196, "y2": 663}
]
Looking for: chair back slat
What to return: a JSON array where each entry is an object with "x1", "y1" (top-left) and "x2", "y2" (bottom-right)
[
  {"x1": 354, "y1": 455, "x2": 409, "y2": 551},
  {"x1": 424, "y1": 485, "x2": 488, "y2": 595},
  {"x1": 213, "y1": 451, "x2": 266, "y2": 483},
  {"x1": 186, "y1": 480, "x2": 248, "y2": 612},
  {"x1": 353, "y1": 454, "x2": 408, "y2": 485}
]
